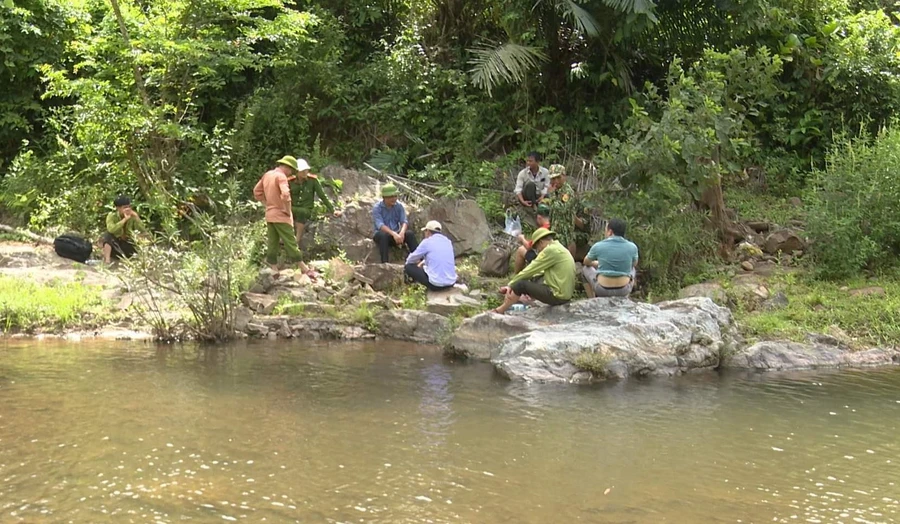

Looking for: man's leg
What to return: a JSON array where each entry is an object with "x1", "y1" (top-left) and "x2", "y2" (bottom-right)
[
  {"x1": 373, "y1": 231, "x2": 392, "y2": 263},
  {"x1": 514, "y1": 246, "x2": 528, "y2": 274},
  {"x1": 266, "y1": 222, "x2": 281, "y2": 270},
  {"x1": 582, "y1": 265, "x2": 598, "y2": 299},
  {"x1": 519, "y1": 279, "x2": 569, "y2": 306},
  {"x1": 294, "y1": 221, "x2": 307, "y2": 246},
  {"x1": 274, "y1": 222, "x2": 309, "y2": 272},
  {"x1": 403, "y1": 231, "x2": 419, "y2": 253},
  {"x1": 522, "y1": 181, "x2": 538, "y2": 206},
  {"x1": 102, "y1": 243, "x2": 113, "y2": 265},
  {"x1": 404, "y1": 263, "x2": 430, "y2": 288}
]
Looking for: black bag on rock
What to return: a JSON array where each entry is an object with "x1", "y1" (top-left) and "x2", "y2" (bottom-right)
[{"x1": 54, "y1": 234, "x2": 93, "y2": 263}]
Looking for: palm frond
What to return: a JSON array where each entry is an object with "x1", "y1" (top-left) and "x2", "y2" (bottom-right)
[
  {"x1": 601, "y1": 0, "x2": 658, "y2": 21},
  {"x1": 468, "y1": 43, "x2": 549, "y2": 96},
  {"x1": 560, "y1": 0, "x2": 602, "y2": 37}
]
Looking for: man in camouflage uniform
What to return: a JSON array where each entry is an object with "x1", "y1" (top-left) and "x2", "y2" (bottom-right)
[{"x1": 546, "y1": 164, "x2": 579, "y2": 257}]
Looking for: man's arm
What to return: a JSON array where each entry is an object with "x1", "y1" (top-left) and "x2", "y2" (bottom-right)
[
  {"x1": 514, "y1": 169, "x2": 530, "y2": 206},
  {"x1": 398, "y1": 205, "x2": 408, "y2": 237},
  {"x1": 277, "y1": 174, "x2": 291, "y2": 213},
  {"x1": 509, "y1": 248, "x2": 557, "y2": 286},
  {"x1": 583, "y1": 244, "x2": 599, "y2": 268},
  {"x1": 405, "y1": 237, "x2": 429, "y2": 264},
  {"x1": 253, "y1": 178, "x2": 265, "y2": 203},
  {"x1": 106, "y1": 213, "x2": 130, "y2": 236},
  {"x1": 373, "y1": 204, "x2": 395, "y2": 235},
  {"x1": 314, "y1": 179, "x2": 335, "y2": 213}
]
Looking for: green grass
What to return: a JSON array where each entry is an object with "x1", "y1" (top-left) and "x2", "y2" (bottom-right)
[
  {"x1": 0, "y1": 276, "x2": 106, "y2": 331},
  {"x1": 736, "y1": 271, "x2": 900, "y2": 347}
]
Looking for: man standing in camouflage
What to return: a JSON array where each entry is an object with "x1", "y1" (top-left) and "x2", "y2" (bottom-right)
[
  {"x1": 289, "y1": 158, "x2": 342, "y2": 247},
  {"x1": 546, "y1": 164, "x2": 580, "y2": 257}
]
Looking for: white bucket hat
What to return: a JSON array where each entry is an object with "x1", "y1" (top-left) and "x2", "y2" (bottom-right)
[
  {"x1": 422, "y1": 220, "x2": 442, "y2": 232},
  {"x1": 295, "y1": 158, "x2": 311, "y2": 172}
]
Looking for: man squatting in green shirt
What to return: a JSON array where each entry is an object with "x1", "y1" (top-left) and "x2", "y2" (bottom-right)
[
  {"x1": 288, "y1": 158, "x2": 342, "y2": 246},
  {"x1": 493, "y1": 228, "x2": 577, "y2": 314},
  {"x1": 101, "y1": 195, "x2": 147, "y2": 264}
]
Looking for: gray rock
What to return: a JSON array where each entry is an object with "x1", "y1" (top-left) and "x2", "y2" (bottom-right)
[
  {"x1": 354, "y1": 263, "x2": 404, "y2": 292},
  {"x1": 375, "y1": 309, "x2": 451, "y2": 344},
  {"x1": 425, "y1": 288, "x2": 483, "y2": 317},
  {"x1": 329, "y1": 258, "x2": 355, "y2": 283},
  {"x1": 423, "y1": 199, "x2": 491, "y2": 256},
  {"x1": 448, "y1": 297, "x2": 739, "y2": 383},
  {"x1": 240, "y1": 292, "x2": 277, "y2": 315},
  {"x1": 232, "y1": 306, "x2": 253, "y2": 332},
  {"x1": 741, "y1": 261, "x2": 754, "y2": 272},
  {"x1": 249, "y1": 268, "x2": 276, "y2": 294},
  {"x1": 849, "y1": 286, "x2": 886, "y2": 298},
  {"x1": 761, "y1": 291, "x2": 789, "y2": 311},
  {"x1": 745, "y1": 221, "x2": 772, "y2": 233},
  {"x1": 724, "y1": 341, "x2": 900, "y2": 371},
  {"x1": 678, "y1": 282, "x2": 727, "y2": 305},
  {"x1": 763, "y1": 229, "x2": 805, "y2": 255}
]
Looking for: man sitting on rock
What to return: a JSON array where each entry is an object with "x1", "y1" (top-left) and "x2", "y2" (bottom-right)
[
  {"x1": 253, "y1": 155, "x2": 316, "y2": 277},
  {"x1": 514, "y1": 151, "x2": 549, "y2": 208},
  {"x1": 101, "y1": 195, "x2": 147, "y2": 264},
  {"x1": 288, "y1": 158, "x2": 342, "y2": 247},
  {"x1": 404, "y1": 220, "x2": 457, "y2": 291},
  {"x1": 372, "y1": 184, "x2": 419, "y2": 263},
  {"x1": 494, "y1": 229, "x2": 576, "y2": 314},
  {"x1": 582, "y1": 218, "x2": 639, "y2": 298},
  {"x1": 513, "y1": 204, "x2": 551, "y2": 273}
]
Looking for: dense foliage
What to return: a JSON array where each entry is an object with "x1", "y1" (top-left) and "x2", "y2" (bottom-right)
[{"x1": 3, "y1": 0, "x2": 900, "y2": 286}]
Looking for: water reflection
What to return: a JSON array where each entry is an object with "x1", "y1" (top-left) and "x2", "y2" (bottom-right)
[{"x1": 0, "y1": 339, "x2": 897, "y2": 523}]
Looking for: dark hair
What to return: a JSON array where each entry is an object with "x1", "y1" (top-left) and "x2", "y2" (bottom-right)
[
  {"x1": 114, "y1": 195, "x2": 132, "y2": 207},
  {"x1": 607, "y1": 218, "x2": 626, "y2": 237},
  {"x1": 526, "y1": 151, "x2": 542, "y2": 162}
]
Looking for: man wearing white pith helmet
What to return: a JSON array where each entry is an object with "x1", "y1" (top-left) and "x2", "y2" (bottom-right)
[{"x1": 404, "y1": 220, "x2": 457, "y2": 291}]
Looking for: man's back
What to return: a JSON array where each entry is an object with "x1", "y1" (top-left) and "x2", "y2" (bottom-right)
[
  {"x1": 589, "y1": 236, "x2": 638, "y2": 277},
  {"x1": 254, "y1": 169, "x2": 292, "y2": 224}
]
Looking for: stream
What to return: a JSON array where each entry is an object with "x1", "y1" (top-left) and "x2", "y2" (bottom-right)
[{"x1": 0, "y1": 339, "x2": 897, "y2": 522}]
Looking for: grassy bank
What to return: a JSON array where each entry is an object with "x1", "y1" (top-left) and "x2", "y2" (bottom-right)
[
  {"x1": 735, "y1": 271, "x2": 900, "y2": 348},
  {"x1": 0, "y1": 276, "x2": 110, "y2": 332}
]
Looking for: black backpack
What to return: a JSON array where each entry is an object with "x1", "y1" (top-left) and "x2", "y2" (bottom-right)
[{"x1": 54, "y1": 234, "x2": 93, "y2": 263}]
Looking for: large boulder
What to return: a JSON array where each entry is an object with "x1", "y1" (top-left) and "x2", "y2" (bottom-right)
[
  {"x1": 447, "y1": 297, "x2": 739, "y2": 383},
  {"x1": 763, "y1": 229, "x2": 805, "y2": 255},
  {"x1": 724, "y1": 341, "x2": 900, "y2": 371},
  {"x1": 425, "y1": 288, "x2": 483, "y2": 317},
  {"x1": 240, "y1": 292, "x2": 277, "y2": 315},
  {"x1": 375, "y1": 309, "x2": 451, "y2": 344},
  {"x1": 423, "y1": 199, "x2": 491, "y2": 256},
  {"x1": 678, "y1": 282, "x2": 727, "y2": 305},
  {"x1": 354, "y1": 263, "x2": 404, "y2": 292}
]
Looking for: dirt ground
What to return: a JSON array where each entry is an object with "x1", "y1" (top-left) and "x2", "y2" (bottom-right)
[{"x1": 0, "y1": 241, "x2": 120, "y2": 288}]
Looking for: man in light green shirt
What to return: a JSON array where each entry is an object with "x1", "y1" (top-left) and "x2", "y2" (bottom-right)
[
  {"x1": 493, "y1": 228, "x2": 576, "y2": 314},
  {"x1": 101, "y1": 195, "x2": 147, "y2": 264}
]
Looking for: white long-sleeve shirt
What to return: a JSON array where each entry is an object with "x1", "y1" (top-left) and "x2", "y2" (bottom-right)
[{"x1": 514, "y1": 166, "x2": 550, "y2": 196}]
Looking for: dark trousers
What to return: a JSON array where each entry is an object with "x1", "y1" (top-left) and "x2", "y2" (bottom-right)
[
  {"x1": 522, "y1": 181, "x2": 539, "y2": 206},
  {"x1": 373, "y1": 230, "x2": 419, "y2": 263},
  {"x1": 101, "y1": 232, "x2": 137, "y2": 260},
  {"x1": 404, "y1": 263, "x2": 454, "y2": 292},
  {"x1": 511, "y1": 278, "x2": 569, "y2": 306}
]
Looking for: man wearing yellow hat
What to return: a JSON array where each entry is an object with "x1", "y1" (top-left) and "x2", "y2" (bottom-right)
[
  {"x1": 253, "y1": 155, "x2": 313, "y2": 275},
  {"x1": 372, "y1": 184, "x2": 418, "y2": 263},
  {"x1": 493, "y1": 228, "x2": 576, "y2": 314}
]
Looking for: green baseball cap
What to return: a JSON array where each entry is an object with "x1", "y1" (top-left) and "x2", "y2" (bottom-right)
[
  {"x1": 276, "y1": 155, "x2": 299, "y2": 171},
  {"x1": 531, "y1": 228, "x2": 555, "y2": 244},
  {"x1": 381, "y1": 184, "x2": 399, "y2": 197},
  {"x1": 548, "y1": 164, "x2": 566, "y2": 178}
]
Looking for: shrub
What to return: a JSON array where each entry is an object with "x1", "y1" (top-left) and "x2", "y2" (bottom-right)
[{"x1": 806, "y1": 126, "x2": 900, "y2": 278}]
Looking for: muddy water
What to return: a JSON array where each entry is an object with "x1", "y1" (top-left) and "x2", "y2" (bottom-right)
[{"x1": 0, "y1": 339, "x2": 898, "y2": 523}]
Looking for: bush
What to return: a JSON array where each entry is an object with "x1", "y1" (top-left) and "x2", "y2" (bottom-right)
[
  {"x1": 0, "y1": 276, "x2": 103, "y2": 331},
  {"x1": 806, "y1": 126, "x2": 900, "y2": 278}
]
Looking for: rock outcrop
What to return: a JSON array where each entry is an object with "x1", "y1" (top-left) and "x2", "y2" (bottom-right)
[
  {"x1": 447, "y1": 297, "x2": 740, "y2": 383},
  {"x1": 724, "y1": 340, "x2": 900, "y2": 371},
  {"x1": 763, "y1": 228, "x2": 805, "y2": 255},
  {"x1": 423, "y1": 199, "x2": 491, "y2": 256},
  {"x1": 375, "y1": 309, "x2": 451, "y2": 344}
]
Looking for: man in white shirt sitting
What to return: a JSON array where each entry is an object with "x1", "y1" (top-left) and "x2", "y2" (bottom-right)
[{"x1": 514, "y1": 151, "x2": 549, "y2": 208}]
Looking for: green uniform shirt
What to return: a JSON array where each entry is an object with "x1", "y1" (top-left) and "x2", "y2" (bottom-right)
[
  {"x1": 509, "y1": 240, "x2": 576, "y2": 300},
  {"x1": 106, "y1": 211, "x2": 146, "y2": 240},
  {"x1": 290, "y1": 176, "x2": 334, "y2": 222},
  {"x1": 546, "y1": 182, "x2": 578, "y2": 247}
]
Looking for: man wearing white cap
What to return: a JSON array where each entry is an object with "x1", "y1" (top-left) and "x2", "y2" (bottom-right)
[
  {"x1": 288, "y1": 158, "x2": 342, "y2": 247},
  {"x1": 404, "y1": 220, "x2": 457, "y2": 291}
]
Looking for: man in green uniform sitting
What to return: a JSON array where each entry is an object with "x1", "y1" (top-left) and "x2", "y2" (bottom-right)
[
  {"x1": 493, "y1": 228, "x2": 576, "y2": 314},
  {"x1": 288, "y1": 158, "x2": 342, "y2": 246},
  {"x1": 101, "y1": 195, "x2": 147, "y2": 264}
]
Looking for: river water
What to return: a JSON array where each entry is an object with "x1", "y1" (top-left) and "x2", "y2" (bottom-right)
[{"x1": 0, "y1": 340, "x2": 897, "y2": 523}]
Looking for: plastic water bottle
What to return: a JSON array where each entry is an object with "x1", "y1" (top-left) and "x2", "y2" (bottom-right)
[{"x1": 510, "y1": 304, "x2": 527, "y2": 313}]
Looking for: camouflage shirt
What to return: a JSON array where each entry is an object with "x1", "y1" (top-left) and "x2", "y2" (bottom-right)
[{"x1": 547, "y1": 182, "x2": 577, "y2": 248}]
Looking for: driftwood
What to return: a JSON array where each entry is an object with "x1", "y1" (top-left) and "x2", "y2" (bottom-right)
[{"x1": 0, "y1": 224, "x2": 55, "y2": 245}]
